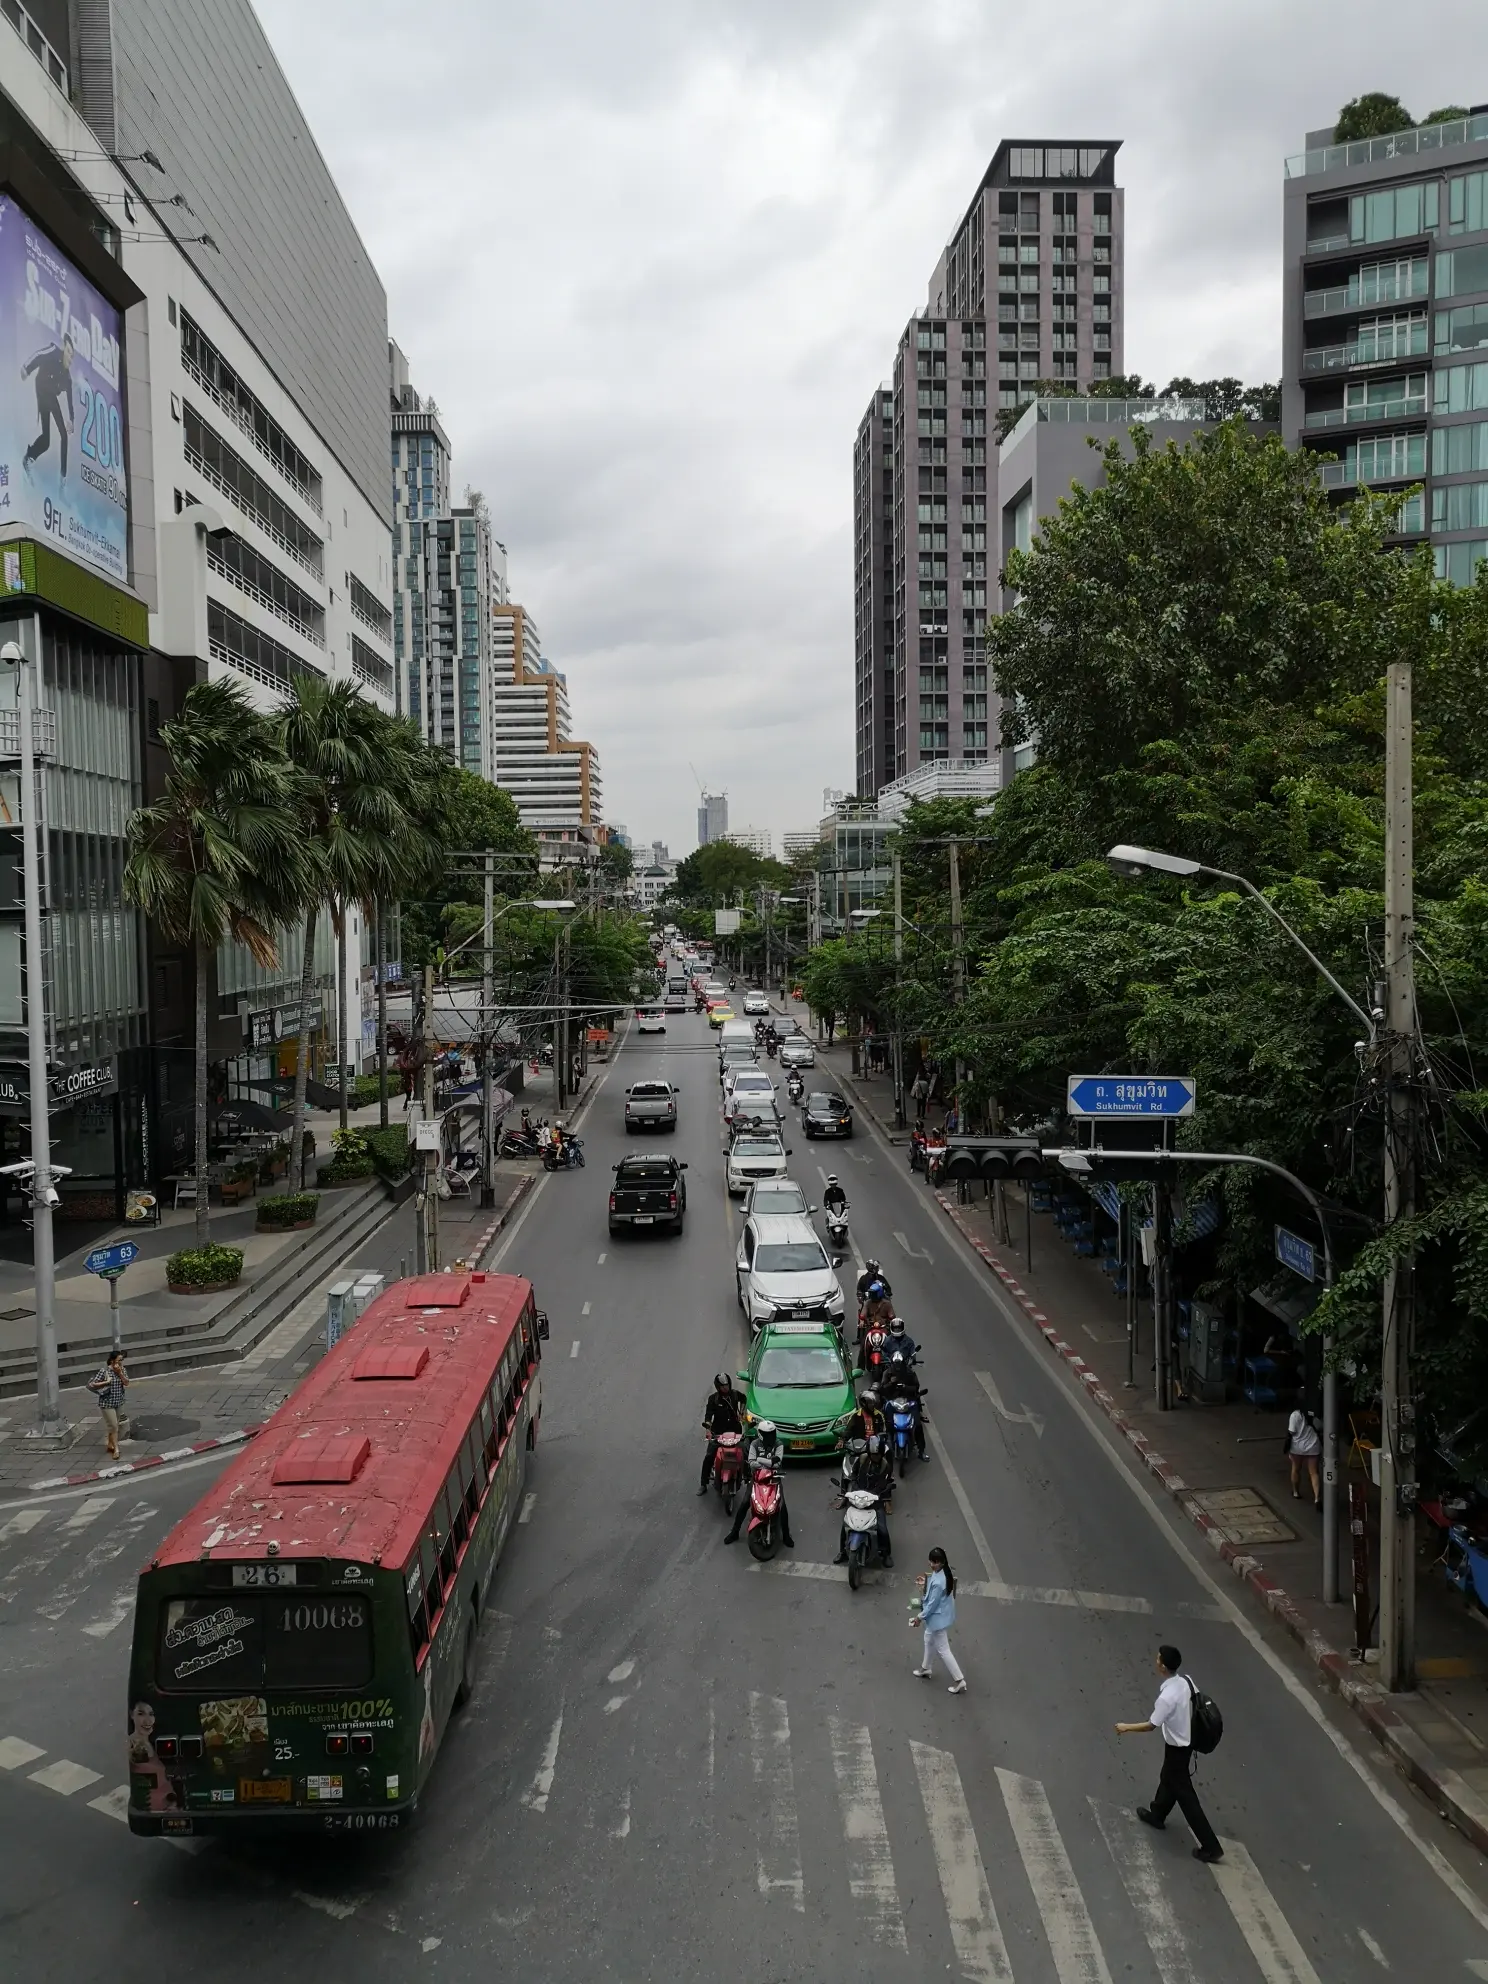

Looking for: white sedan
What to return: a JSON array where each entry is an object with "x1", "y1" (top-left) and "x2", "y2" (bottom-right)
[{"x1": 742, "y1": 990, "x2": 770, "y2": 1016}]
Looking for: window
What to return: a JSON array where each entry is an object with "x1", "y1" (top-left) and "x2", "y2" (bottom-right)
[
  {"x1": 180, "y1": 313, "x2": 323, "y2": 510},
  {"x1": 1432, "y1": 479, "x2": 1488, "y2": 532},
  {"x1": 1436, "y1": 244, "x2": 1488, "y2": 299},
  {"x1": 1435, "y1": 538, "x2": 1488, "y2": 585},
  {"x1": 1350, "y1": 181, "x2": 1439, "y2": 245},
  {"x1": 1433, "y1": 420, "x2": 1488, "y2": 475},
  {"x1": 1435, "y1": 361, "x2": 1488, "y2": 413},
  {"x1": 1436, "y1": 303, "x2": 1488, "y2": 356},
  {"x1": 1449, "y1": 170, "x2": 1488, "y2": 236},
  {"x1": 1349, "y1": 431, "x2": 1428, "y2": 481}
]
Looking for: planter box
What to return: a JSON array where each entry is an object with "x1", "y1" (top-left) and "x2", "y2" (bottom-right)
[
  {"x1": 220, "y1": 1181, "x2": 256, "y2": 1205},
  {"x1": 256, "y1": 1217, "x2": 316, "y2": 1233},
  {"x1": 167, "y1": 1276, "x2": 240, "y2": 1295}
]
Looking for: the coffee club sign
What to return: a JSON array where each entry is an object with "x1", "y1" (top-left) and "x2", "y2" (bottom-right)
[{"x1": 0, "y1": 1058, "x2": 115, "y2": 1115}]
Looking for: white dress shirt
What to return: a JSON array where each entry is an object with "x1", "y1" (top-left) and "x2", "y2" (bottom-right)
[{"x1": 1150, "y1": 1674, "x2": 1192, "y2": 1746}]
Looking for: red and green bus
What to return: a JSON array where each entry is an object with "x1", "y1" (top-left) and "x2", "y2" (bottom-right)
[{"x1": 126, "y1": 1269, "x2": 548, "y2": 1836}]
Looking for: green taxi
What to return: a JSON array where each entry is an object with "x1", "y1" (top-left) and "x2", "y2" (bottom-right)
[{"x1": 738, "y1": 1320, "x2": 858, "y2": 1457}]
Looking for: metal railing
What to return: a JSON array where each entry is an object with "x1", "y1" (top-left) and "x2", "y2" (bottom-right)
[{"x1": 1287, "y1": 110, "x2": 1488, "y2": 179}]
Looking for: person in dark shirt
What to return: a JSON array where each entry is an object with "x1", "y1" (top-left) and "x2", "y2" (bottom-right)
[
  {"x1": 698, "y1": 1373, "x2": 745, "y2": 1492},
  {"x1": 22, "y1": 334, "x2": 74, "y2": 482}
]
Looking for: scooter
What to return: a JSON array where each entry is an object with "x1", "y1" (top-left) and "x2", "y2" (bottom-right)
[
  {"x1": 825, "y1": 1204, "x2": 849, "y2": 1250},
  {"x1": 861, "y1": 1328, "x2": 890, "y2": 1382},
  {"x1": 842, "y1": 1488, "x2": 888, "y2": 1590},
  {"x1": 887, "y1": 1393, "x2": 926, "y2": 1477},
  {"x1": 786, "y1": 1070, "x2": 805, "y2": 1104},
  {"x1": 541, "y1": 1131, "x2": 585, "y2": 1171},
  {"x1": 746, "y1": 1456, "x2": 785, "y2": 1560},
  {"x1": 499, "y1": 1117, "x2": 546, "y2": 1159},
  {"x1": 710, "y1": 1430, "x2": 745, "y2": 1517}
]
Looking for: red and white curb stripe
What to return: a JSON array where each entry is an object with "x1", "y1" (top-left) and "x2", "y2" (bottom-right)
[
  {"x1": 472, "y1": 1173, "x2": 536, "y2": 1268},
  {"x1": 931, "y1": 1187, "x2": 1488, "y2": 1859},
  {"x1": 31, "y1": 1425, "x2": 264, "y2": 1494}
]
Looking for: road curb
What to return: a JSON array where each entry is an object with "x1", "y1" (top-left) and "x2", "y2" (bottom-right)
[
  {"x1": 471, "y1": 1173, "x2": 536, "y2": 1267},
  {"x1": 30, "y1": 1424, "x2": 263, "y2": 1493},
  {"x1": 931, "y1": 1186, "x2": 1488, "y2": 1860}
]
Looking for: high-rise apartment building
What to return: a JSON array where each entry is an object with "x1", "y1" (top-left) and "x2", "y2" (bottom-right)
[
  {"x1": 490, "y1": 603, "x2": 603, "y2": 856},
  {"x1": 1283, "y1": 108, "x2": 1488, "y2": 585},
  {"x1": 724, "y1": 828, "x2": 773, "y2": 858},
  {"x1": 697, "y1": 791, "x2": 728, "y2": 845},
  {"x1": 854, "y1": 140, "x2": 1124, "y2": 794}
]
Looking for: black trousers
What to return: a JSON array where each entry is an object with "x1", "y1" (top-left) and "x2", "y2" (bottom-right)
[
  {"x1": 1150, "y1": 1743, "x2": 1221, "y2": 1854},
  {"x1": 25, "y1": 393, "x2": 66, "y2": 476},
  {"x1": 728, "y1": 1487, "x2": 792, "y2": 1544}
]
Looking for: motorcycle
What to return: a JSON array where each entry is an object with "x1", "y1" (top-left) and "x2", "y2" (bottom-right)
[
  {"x1": 765, "y1": 1036, "x2": 778, "y2": 1060},
  {"x1": 711, "y1": 1430, "x2": 745, "y2": 1517},
  {"x1": 541, "y1": 1131, "x2": 585, "y2": 1171},
  {"x1": 786, "y1": 1070, "x2": 804, "y2": 1104},
  {"x1": 887, "y1": 1393, "x2": 925, "y2": 1478},
  {"x1": 499, "y1": 1116, "x2": 547, "y2": 1159},
  {"x1": 746, "y1": 1456, "x2": 786, "y2": 1560},
  {"x1": 824, "y1": 1204, "x2": 849, "y2": 1249},
  {"x1": 862, "y1": 1327, "x2": 890, "y2": 1382},
  {"x1": 842, "y1": 1487, "x2": 887, "y2": 1590}
]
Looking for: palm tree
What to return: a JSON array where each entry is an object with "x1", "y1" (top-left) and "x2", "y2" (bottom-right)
[
  {"x1": 365, "y1": 728, "x2": 447, "y2": 1130},
  {"x1": 279, "y1": 682, "x2": 422, "y2": 1185},
  {"x1": 124, "y1": 680, "x2": 311, "y2": 1247}
]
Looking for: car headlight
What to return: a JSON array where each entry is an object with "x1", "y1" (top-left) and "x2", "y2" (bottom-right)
[{"x1": 833, "y1": 1411, "x2": 856, "y2": 1431}]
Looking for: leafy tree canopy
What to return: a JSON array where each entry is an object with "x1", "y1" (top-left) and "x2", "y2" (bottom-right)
[
  {"x1": 668, "y1": 839, "x2": 793, "y2": 905},
  {"x1": 1334, "y1": 93, "x2": 1413, "y2": 142}
]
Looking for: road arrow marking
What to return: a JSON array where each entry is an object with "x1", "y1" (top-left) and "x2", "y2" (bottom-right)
[
  {"x1": 893, "y1": 1229, "x2": 932, "y2": 1263},
  {"x1": 975, "y1": 1369, "x2": 1045, "y2": 1439}
]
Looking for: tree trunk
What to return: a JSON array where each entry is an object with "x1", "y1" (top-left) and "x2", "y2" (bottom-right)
[
  {"x1": 288, "y1": 903, "x2": 317, "y2": 1193},
  {"x1": 376, "y1": 900, "x2": 389, "y2": 1131},
  {"x1": 194, "y1": 936, "x2": 211, "y2": 1249},
  {"x1": 337, "y1": 902, "x2": 349, "y2": 1133}
]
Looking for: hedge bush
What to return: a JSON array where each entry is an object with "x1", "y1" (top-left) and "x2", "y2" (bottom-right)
[
  {"x1": 365, "y1": 1123, "x2": 412, "y2": 1182},
  {"x1": 256, "y1": 1192, "x2": 320, "y2": 1228},
  {"x1": 166, "y1": 1243, "x2": 244, "y2": 1288}
]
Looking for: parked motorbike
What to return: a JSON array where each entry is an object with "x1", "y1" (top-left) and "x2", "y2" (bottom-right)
[
  {"x1": 499, "y1": 1116, "x2": 547, "y2": 1159},
  {"x1": 711, "y1": 1431, "x2": 745, "y2": 1517},
  {"x1": 825, "y1": 1205, "x2": 849, "y2": 1249},
  {"x1": 842, "y1": 1488, "x2": 887, "y2": 1590},
  {"x1": 541, "y1": 1131, "x2": 585, "y2": 1171},
  {"x1": 746, "y1": 1456, "x2": 786, "y2": 1560}
]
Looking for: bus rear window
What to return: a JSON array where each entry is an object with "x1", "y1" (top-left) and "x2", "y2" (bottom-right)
[{"x1": 157, "y1": 1595, "x2": 373, "y2": 1691}]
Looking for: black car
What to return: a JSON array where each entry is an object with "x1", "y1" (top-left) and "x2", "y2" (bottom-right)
[
  {"x1": 609, "y1": 1153, "x2": 688, "y2": 1235},
  {"x1": 802, "y1": 1090, "x2": 853, "y2": 1139}
]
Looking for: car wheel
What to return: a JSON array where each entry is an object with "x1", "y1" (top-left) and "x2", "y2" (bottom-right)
[{"x1": 672, "y1": 1216, "x2": 685, "y2": 1235}]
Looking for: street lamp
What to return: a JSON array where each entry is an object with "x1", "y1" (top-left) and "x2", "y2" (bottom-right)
[{"x1": 1106, "y1": 840, "x2": 1371, "y2": 1608}]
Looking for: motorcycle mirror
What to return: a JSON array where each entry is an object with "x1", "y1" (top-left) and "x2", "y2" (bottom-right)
[
  {"x1": 851, "y1": 1367, "x2": 863, "y2": 1380},
  {"x1": 831, "y1": 1255, "x2": 844, "y2": 1267},
  {"x1": 736, "y1": 1370, "x2": 748, "y2": 1382}
]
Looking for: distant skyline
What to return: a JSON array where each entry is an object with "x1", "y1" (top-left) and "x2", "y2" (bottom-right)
[{"x1": 258, "y1": 0, "x2": 1481, "y2": 853}]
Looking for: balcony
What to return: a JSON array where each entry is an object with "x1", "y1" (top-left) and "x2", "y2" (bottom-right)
[
  {"x1": 1306, "y1": 233, "x2": 1351, "y2": 256},
  {"x1": 1304, "y1": 393, "x2": 1428, "y2": 429},
  {"x1": 1305, "y1": 262, "x2": 1429, "y2": 319},
  {"x1": 1303, "y1": 321, "x2": 1428, "y2": 373},
  {"x1": 1287, "y1": 110, "x2": 1488, "y2": 179}
]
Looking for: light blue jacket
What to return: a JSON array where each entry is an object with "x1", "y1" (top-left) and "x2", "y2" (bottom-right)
[{"x1": 919, "y1": 1569, "x2": 956, "y2": 1633}]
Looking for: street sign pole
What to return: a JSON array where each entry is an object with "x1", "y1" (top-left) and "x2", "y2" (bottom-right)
[{"x1": 108, "y1": 1272, "x2": 121, "y2": 1356}]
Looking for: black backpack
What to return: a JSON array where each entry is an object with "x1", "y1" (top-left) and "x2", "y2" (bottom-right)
[{"x1": 1187, "y1": 1678, "x2": 1224, "y2": 1754}]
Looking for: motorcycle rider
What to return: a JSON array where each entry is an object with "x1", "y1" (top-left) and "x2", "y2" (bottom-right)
[
  {"x1": 882, "y1": 1355, "x2": 928, "y2": 1462},
  {"x1": 834, "y1": 1430, "x2": 893, "y2": 1567},
  {"x1": 844, "y1": 1386, "x2": 887, "y2": 1446},
  {"x1": 723, "y1": 1421, "x2": 795, "y2": 1547},
  {"x1": 856, "y1": 1260, "x2": 892, "y2": 1309},
  {"x1": 822, "y1": 1175, "x2": 848, "y2": 1224},
  {"x1": 698, "y1": 1373, "x2": 746, "y2": 1493},
  {"x1": 886, "y1": 1315, "x2": 921, "y2": 1365}
]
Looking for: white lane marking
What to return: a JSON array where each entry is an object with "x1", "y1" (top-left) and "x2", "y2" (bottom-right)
[
  {"x1": 1089, "y1": 1801, "x2": 1199, "y2": 1984},
  {"x1": 569, "y1": 1340, "x2": 580, "y2": 1359},
  {"x1": 611, "y1": 1784, "x2": 631, "y2": 1840},
  {"x1": 597, "y1": 1252, "x2": 607, "y2": 1265},
  {"x1": 1357, "y1": 1927, "x2": 1388, "y2": 1967},
  {"x1": 81, "y1": 1584, "x2": 136, "y2": 1639},
  {"x1": 747, "y1": 1691, "x2": 803, "y2": 1912},
  {"x1": 520, "y1": 1709, "x2": 564, "y2": 1814},
  {"x1": 932, "y1": 1146, "x2": 1488, "y2": 1941},
  {"x1": 748, "y1": 1559, "x2": 1221, "y2": 1618},
  {"x1": 0, "y1": 1735, "x2": 46, "y2": 1769},
  {"x1": 893, "y1": 1227, "x2": 932, "y2": 1262},
  {"x1": 30, "y1": 1758, "x2": 103, "y2": 1796},
  {"x1": 828, "y1": 1717, "x2": 907, "y2": 1952},
  {"x1": 608, "y1": 1659, "x2": 635, "y2": 1683},
  {"x1": 603, "y1": 1696, "x2": 629, "y2": 1714},
  {"x1": 1209, "y1": 1840, "x2": 1322, "y2": 1984},
  {"x1": 910, "y1": 1739, "x2": 1012, "y2": 1984},
  {"x1": 518, "y1": 1493, "x2": 537, "y2": 1525},
  {"x1": 974, "y1": 1368, "x2": 1045, "y2": 1439},
  {"x1": 421, "y1": 1938, "x2": 442, "y2": 1954},
  {"x1": 89, "y1": 1784, "x2": 131, "y2": 1822},
  {"x1": 0, "y1": 1509, "x2": 45, "y2": 1542},
  {"x1": 997, "y1": 1769, "x2": 1111, "y2": 1983},
  {"x1": 925, "y1": 1421, "x2": 1002, "y2": 1582},
  {"x1": 581, "y1": 1301, "x2": 591, "y2": 1316},
  {"x1": 61, "y1": 1496, "x2": 116, "y2": 1532},
  {"x1": 37, "y1": 1500, "x2": 156, "y2": 1620},
  {"x1": 482, "y1": 1030, "x2": 627, "y2": 1275}
]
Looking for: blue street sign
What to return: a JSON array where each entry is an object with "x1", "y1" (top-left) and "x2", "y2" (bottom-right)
[
  {"x1": 84, "y1": 1241, "x2": 138, "y2": 1277},
  {"x1": 1275, "y1": 1225, "x2": 1317, "y2": 1283},
  {"x1": 1066, "y1": 1075, "x2": 1197, "y2": 1119}
]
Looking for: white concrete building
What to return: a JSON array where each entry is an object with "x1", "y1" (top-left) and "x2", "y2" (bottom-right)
[
  {"x1": 724, "y1": 827, "x2": 773, "y2": 858},
  {"x1": 490, "y1": 601, "x2": 603, "y2": 852}
]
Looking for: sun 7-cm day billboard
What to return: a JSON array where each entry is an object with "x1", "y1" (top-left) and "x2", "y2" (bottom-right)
[{"x1": 0, "y1": 195, "x2": 128, "y2": 583}]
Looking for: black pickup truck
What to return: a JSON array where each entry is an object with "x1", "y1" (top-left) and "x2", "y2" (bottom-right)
[{"x1": 609, "y1": 1153, "x2": 688, "y2": 1236}]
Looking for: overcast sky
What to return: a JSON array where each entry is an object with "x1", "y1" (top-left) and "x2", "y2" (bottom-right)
[{"x1": 258, "y1": 0, "x2": 1477, "y2": 859}]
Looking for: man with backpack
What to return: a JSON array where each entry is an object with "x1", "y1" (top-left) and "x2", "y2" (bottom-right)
[{"x1": 1116, "y1": 1643, "x2": 1224, "y2": 1863}]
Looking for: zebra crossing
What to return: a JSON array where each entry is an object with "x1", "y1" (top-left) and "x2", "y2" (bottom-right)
[{"x1": 0, "y1": 1493, "x2": 148, "y2": 1639}]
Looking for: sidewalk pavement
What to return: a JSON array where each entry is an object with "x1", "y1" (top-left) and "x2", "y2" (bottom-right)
[{"x1": 776, "y1": 990, "x2": 1488, "y2": 1859}]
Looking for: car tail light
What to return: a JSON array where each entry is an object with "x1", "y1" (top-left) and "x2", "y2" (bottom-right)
[
  {"x1": 668, "y1": 1192, "x2": 678, "y2": 1209},
  {"x1": 609, "y1": 1192, "x2": 617, "y2": 1211}
]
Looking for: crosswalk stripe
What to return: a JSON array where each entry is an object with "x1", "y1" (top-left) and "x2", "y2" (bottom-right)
[
  {"x1": 37, "y1": 1502, "x2": 155, "y2": 1621},
  {"x1": 0, "y1": 1735, "x2": 46, "y2": 1770},
  {"x1": 60, "y1": 1496, "x2": 116, "y2": 1533},
  {"x1": 827, "y1": 1718, "x2": 907, "y2": 1951},
  {"x1": 998, "y1": 1769, "x2": 1112, "y2": 1984},
  {"x1": 1089, "y1": 1800, "x2": 1200, "y2": 1984},
  {"x1": 0, "y1": 1510, "x2": 45, "y2": 1543},
  {"x1": 29, "y1": 1758, "x2": 103, "y2": 1796},
  {"x1": 747, "y1": 1691, "x2": 803, "y2": 1912},
  {"x1": 89, "y1": 1784, "x2": 131, "y2": 1822},
  {"x1": 81, "y1": 1585, "x2": 137, "y2": 1640},
  {"x1": 1209, "y1": 1838, "x2": 1323, "y2": 1984},
  {"x1": 910, "y1": 1739, "x2": 1013, "y2": 1984},
  {"x1": 520, "y1": 1709, "x2": 564, "y2": 1814}
]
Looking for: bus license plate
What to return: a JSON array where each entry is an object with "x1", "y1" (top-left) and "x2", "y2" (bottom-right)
[
  {"x1": 232, "y1": 1564, "x2": 297, "y2": 1586},
  {"x1": 239, "y1": 1778, "x2": 292, "y2": 1802}
]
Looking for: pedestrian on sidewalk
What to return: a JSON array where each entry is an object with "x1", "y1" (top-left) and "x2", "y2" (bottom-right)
[
  {"x1": 911, "y1": 1547, "x2": 966, "y2": 1693},
  {"x1": 1117, "y1": 1645, "x2": 1224, "y2": 1862},
  {"x1": 910, "y1": 1071, "x2": 929, "y2": 1128},
  {"x1": 1286, "y1": 1394, "x2": 1322, "y2": 1507},
  {"x1": 88, "y1": 1348, "x2": 129, "y2": 1458}
]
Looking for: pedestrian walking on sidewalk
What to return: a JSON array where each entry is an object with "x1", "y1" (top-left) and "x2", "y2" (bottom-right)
[
  {"x1": 910, "y1": 1072, "x2": 929, "y2": 1128},
  {"x1": 1117, "y1": 1645, "x2": 1224, "y2": 1862},
  {"x1": 88, "y1": 1348, "x2": 129, "y2": 1459},
  {"x1": 911, "y1": 1547, "x2": 966, "y2": 1693},
  {"x1": 1286, "y1": 1394, "x2": 1322, "y2": 1507}
]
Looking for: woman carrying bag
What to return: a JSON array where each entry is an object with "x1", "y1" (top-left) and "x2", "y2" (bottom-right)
[{"x1": 911, "y1": 1546, "x2": 966, "y2": 1694}]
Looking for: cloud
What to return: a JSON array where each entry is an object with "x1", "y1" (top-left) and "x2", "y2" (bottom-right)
[{"x1": 258, "y1": 0, "x2": 1480, "y2": 854}]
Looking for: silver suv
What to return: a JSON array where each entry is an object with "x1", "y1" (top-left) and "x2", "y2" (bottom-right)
[{"x1": 623, "y1": 1079, "x2": 679, "y2": 1132}]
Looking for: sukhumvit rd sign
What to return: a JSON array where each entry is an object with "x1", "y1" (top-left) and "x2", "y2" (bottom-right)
[{"x1": 0, "y1": 195, "x2": 128, "y2": 583}]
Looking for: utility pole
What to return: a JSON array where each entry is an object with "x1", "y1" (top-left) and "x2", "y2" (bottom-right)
[
  {"x1": 415, "y1": 964, "x2": 439, "y2": 1275},
  {"x1": 1153, "y1": 1177, "x2": 1173, "y2": 1412},
  {"x1": 1379, "y1": 659, "x2": 1417, "y2": 1692},
  {"x1": 554, "y1": 922, "x2": 567, "y2": 1112},
  {"x1": 8, "y1": 637, "x2": 62, "y2": 1440},
  {"x1": 480, "y1": 853, "x2": 495, "y2": 1209},
  {"x1": 947, "y1": 838, "x2": 966, "y2": 1100},
  {"x1": 891, "y1": 848, "x2": 906, "y2": 1130}
]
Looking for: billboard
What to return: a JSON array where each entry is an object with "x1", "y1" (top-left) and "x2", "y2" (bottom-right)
[
  {"x1": 714, "y1": 909, "x2": 741, "y2": 935},
  {"x1": 0, "y1": 196, "x2": 128, "y2": 584}
]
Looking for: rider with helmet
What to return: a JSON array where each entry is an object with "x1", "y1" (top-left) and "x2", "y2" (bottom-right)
[
  {"x1": 723, "y1": 1420, "x2": 795, "y2": 1547},
  {"x1": 856, "y1": 1260, "x2": 893, "y2": 1308},
  {"x1": 885, "y1": 1315, "x2": 921, "y2": 1365},
  {"x1": 834, "y1": 1430, "x2": 893, "y2": 1566},
  {"x1": 845, "y1": 1387, "x2": 887, "y2": 1445},
  {"x1": 881, "y1": 1352, "x2": 928, "y2": 1462},
  {"x1": 698, "y1": 1373, "x2": 746, "y2": 1493},
  {"x1": 822, "y1": 1174, "x2": 847, "y2": 1220}
]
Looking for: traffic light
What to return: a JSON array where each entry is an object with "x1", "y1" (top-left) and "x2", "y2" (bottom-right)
[{"x1": 940, "y1": 1136, "x2": 1045, "y2": 1185}]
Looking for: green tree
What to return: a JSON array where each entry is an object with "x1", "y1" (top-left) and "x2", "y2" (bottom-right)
[
  {"x1": 1423, "y1": 106, "x2": 1470, "y2": 125},
  {"x1": 124, "y1": 681, "x2": 311, "y2": 1245},
  {"x1": 399, "y1": 768, "x2": 536, "y2": 974},
  {"x1": 1333, "y1": 93, "x2": 1413, "y2": 142},
  {"x1": 667, "y1": 840, "x2": 792, "y2": 906},
  {"x1": 597, "y1": 840, "x2": 634, "y2": 885},
  {"x1": 1160, "y1": 377, "x2": 1281, "y2": 422}
]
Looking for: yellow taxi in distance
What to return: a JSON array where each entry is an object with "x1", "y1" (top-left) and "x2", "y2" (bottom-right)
[{"x1": 707, "y1": 1003, "x2": 734, "y2": 1029}]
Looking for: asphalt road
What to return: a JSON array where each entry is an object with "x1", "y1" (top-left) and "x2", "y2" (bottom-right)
[{"x1": 5, "y1": 1006, "x2": 1488, "y2": 1980}]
